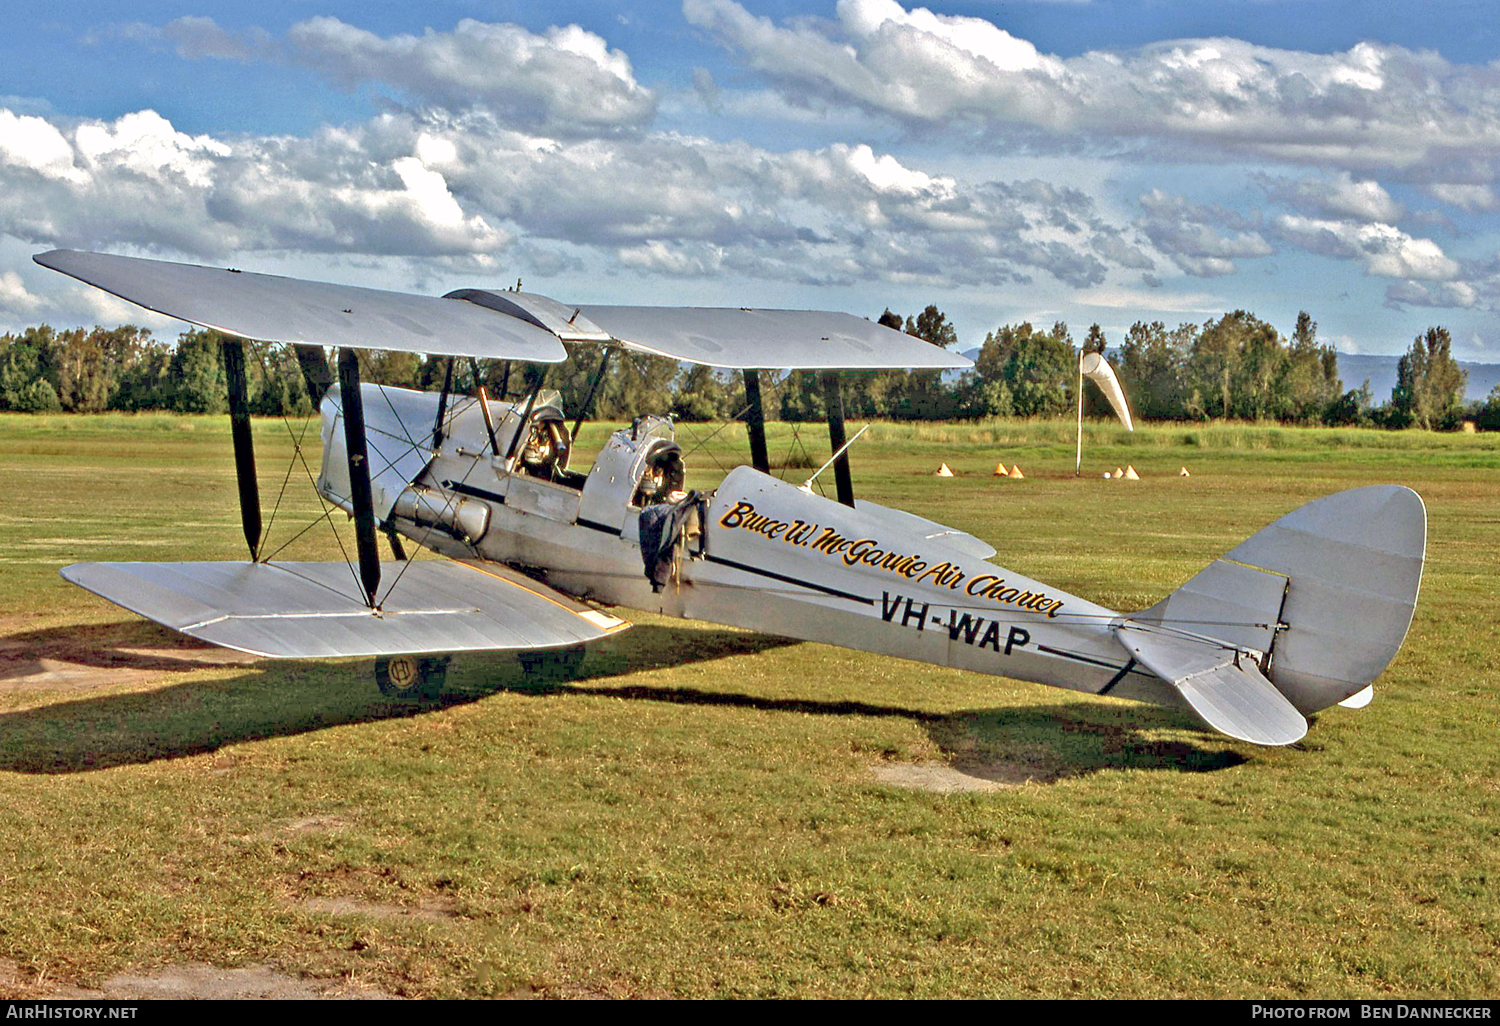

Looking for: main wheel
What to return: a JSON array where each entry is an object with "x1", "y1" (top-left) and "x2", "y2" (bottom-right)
[{"x1": 375, "y1": 655, "x2": 449, "y2": 700}]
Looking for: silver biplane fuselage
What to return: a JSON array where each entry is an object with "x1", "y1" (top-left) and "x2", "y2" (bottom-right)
[
  {"x1": 323, "y1": 379, "x2": 1426, "y2": 749},
  {"x1": 331, "y1": 386, "x2": 1133, "y2": 698}
]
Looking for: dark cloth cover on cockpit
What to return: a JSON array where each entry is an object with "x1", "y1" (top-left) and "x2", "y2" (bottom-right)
[{"x1": 638, "y1": 491, "x2": 704, "y2": 593}]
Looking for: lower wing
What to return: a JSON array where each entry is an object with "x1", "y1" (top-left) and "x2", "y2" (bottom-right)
[{"x1": 61, "y1": 558, "x2": 628, "y2": 659}]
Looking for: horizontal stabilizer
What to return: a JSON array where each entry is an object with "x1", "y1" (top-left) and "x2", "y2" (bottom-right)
[
  {"x1": 1131, "y1": 485, "x2": 1424, "y2": 715},
  {"x1": 34, "y1": 250, "x2": 566, "y2": 362},
  {"x1": 1116, "y1": 623, "x2": 1308, "y2": 746},
  {"x1": 61, "y1": 559, "x2": 628, "y2": 659}
]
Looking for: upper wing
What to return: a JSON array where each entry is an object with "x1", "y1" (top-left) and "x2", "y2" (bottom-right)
[
  {"x1": 573, "y1": 305, "x2": 971, "y2": 370},
  {"x1": 452, "y1": 288, "x2": 970, "y2": 369},
  {"x1": 33, "y1": 250, "x2": 968, "y2": 371},
  {"x1": 34, "y1": 250, "x2": 566, "y2": 362},
  {"x1": 61, "y1": 558, "x2": 628, "y2": 659}
]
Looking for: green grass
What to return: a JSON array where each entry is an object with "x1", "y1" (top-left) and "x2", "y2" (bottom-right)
[{"x1": 0, "y1": 411, "x2": 1497, "y2": 998}]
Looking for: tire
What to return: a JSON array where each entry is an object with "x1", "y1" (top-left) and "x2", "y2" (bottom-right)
[
  {"x1": 376, "y1": 655, "x2": 449, "y2": 700},
  {"x1": 517, "y1": 644, "x2": 587, "y2": 681}
]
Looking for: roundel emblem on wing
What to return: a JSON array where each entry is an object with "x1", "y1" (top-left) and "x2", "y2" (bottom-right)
[{"x1": 387, "y1": 656, "x2": 417, "y2": 688}]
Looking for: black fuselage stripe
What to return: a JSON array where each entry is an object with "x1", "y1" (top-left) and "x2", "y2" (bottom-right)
[
  {"x1": 442, "y1": 480, "x2": 507, "y2": 504},
  {"x1": 703, "y1": 554, "x2": 874, "y2": 605},
  {"x1": 576, "y1": 517, "x2": 623, "y2": 536},
  {"x1": 1036, "y1": 644, "x2": 1120, "y2": 670}
]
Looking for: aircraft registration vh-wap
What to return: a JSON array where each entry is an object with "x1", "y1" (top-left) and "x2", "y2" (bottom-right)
[{"x1": 35, "y1": 249, "x2": 1426, "y2": 748}]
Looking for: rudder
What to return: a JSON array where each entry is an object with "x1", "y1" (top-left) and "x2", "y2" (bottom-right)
[{"x1": 1133, "y1": 485, "x2": 1426, "y2": 714}]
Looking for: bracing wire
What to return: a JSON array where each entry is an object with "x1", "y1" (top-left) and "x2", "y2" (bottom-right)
[{"x1": 673, "y1": 400, "x2": 753, "y2": 478}]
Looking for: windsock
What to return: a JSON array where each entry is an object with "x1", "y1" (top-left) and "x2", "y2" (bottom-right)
[{"x1": 1081, "y1": 352, "x2": 1134, "y2": 432}]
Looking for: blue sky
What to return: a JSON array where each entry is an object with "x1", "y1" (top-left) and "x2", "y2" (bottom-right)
[{"x1": 3, "y1": 0, "x2": 1499, "y2": 360}]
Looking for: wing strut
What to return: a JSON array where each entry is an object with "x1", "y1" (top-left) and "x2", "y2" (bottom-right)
[
  {"x1": 572, "y1": 347, "x2": 613, "y2": 441},
  {"x1": 432, "y1": 357, "x2": 455, "y2": 449},
  {"x1": 744, "y1": 370, "x2": 770, "y2": 473},
  {"x1": 221, "y1": 337, "x2": 262, "y2": 561},
  {"x1": 293, "y1": 344, "x2": 335, "y2": 406},
  {"x1": 337, "y1": 348, "x2": 382, "y2": 608},
  {"x1": 505, "y1": 369, "x2": 549, "y2": 463},
  {"x1": 821, "y1": 371, "x2": 855, "y2": 507}
]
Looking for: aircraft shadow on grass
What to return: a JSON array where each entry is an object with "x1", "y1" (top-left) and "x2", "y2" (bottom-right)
[{"x1": 0, "y1": 619, "x2": 1248, "y2": 777}]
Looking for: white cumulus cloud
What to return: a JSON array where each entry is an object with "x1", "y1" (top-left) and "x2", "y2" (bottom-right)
[
  {"x1": 0, "y1": 110, "x2": 86, "y2": 184},
  {"x1": 1385, "y1": 280, "x2": 1479, "y2": 309},
  {"x1": 1136, "y1": 190, "x2": 1273, "y2": 278},
  {"x1": 1260, "y1": 172, "x2": 1404, "y2": 223},
  {"x1": 285, "y1": 17, "x2": 656, "y2": 134},
  {"x1": 1274, "y1": 215, "x2": 1461, "y2": 280},
  {"x1": 74, "y1": 110, "x2": 230, "y2": 188},
  {"x1": 0, "y1": 270, "x2": 44, "y2": 314},
  {"x1": 1426, "y1": 183, "x2": 1500, "y2": 212},
  {"x1": 0, "y1": 107, "x2": 510, "y2": 259},
  {"x1": 687, "y1": 0, "x2": 1500, "y2": 177}
]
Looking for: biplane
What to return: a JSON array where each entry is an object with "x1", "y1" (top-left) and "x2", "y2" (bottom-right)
[{"x1": 34, "y1": 249, "x2": 1425, "y2": 747}]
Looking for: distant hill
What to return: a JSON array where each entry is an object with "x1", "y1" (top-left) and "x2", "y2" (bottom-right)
[
  {"x1": 1334, "y1": 353, "x2": 1498, "y2": 405},
  {"x1": 953, "y1": 348, "x2": 1499, "y2": 404}
]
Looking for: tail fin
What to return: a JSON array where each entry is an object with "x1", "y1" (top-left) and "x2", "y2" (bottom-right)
[{"x1": 1129, "y1": 485, "x2": 1426, "y2": 717}]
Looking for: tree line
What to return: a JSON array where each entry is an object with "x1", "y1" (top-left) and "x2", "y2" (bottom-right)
[{"x1": 0, "y1": 308, "x2": 1489, "y2": 430}]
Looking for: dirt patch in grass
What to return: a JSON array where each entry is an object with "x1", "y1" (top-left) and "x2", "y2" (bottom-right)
[
  {"x1": 871, "y1": 759, "x2": 1062, "y2": 791},
  {"x1": 4, "y1": 961, "x2": 399, "y2": 1000},
  {"x1": 300, "y1": 895, "x2": 462, "y2": 921},
  {"x1": 288, "y1": 864, "x2": 465, "y2": 922},
  {"x1": 255, "y1": 814, "x2": 355, "y2": 839},
  {"x1": 0, "y1": 617, "x2": 259, "y2": 691}
]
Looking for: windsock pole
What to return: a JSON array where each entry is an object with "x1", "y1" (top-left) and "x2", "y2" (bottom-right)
[{"x1": 1075, "y1": 350, "x2": 1084, "y2": 476}]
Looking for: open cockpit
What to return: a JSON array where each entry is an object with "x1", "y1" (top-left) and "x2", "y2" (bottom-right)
[{"x1": 318, "y1": 380, "x2": 697, "y2": 553}]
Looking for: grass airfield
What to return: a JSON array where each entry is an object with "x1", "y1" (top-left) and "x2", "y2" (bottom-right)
[{"x1": 0, "y1": 411, "x2": 1496, "y2": 998}]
